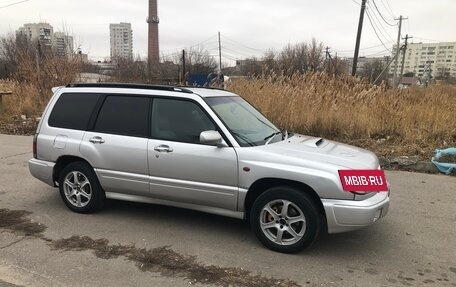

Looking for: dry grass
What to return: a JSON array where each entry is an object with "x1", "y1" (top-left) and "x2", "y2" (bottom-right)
[
  {"x1": 0, "y1": 79, "x2": 50, "y2": 116},
  {"x1": 1, "y1": 71, "x2": 455, "y2": 158},
  {"x1": 228, "y1": 72, "x2": 456, "y2": 158},
  {"x1": 0, "y1": 35, "x2": 81, "y2": 116}
]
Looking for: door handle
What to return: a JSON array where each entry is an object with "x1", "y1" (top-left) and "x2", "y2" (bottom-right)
[
  {"x1": 154, "y1": 145, "x2": 173, "y2": 153},
  {"x1": 89, "y1": 136, "x2": 105, "y2": 144}
]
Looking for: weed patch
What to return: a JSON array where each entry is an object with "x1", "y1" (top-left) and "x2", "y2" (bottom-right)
[{"x1": 50, "y1": 235, "x2": 300, "y2": 287}]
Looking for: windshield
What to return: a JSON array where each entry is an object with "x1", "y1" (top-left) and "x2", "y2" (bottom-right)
[{"x1": 205, "y1": 96, "x2": 281, "y2": 147}]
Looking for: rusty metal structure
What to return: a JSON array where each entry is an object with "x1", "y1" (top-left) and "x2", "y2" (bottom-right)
[{"x1": 147, "y1": 0, "x2": 160, "y2": 65}]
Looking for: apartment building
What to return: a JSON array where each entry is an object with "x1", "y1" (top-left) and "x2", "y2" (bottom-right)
[
  {"x1": 16, "y1": 22, "x2": 54, "y2": 46},
  {"x1": 390, "y1": 42, "x2": 456, "y2": 78},
  {"x1": 110, "y1": 23, "x2": 133, "y2": 61},
  {"x1": 16, "y1": 23, "x2": 75, "y2": 58},
  {"x1": 53, "y1": 32, "x2": 74, "y2": 57}
]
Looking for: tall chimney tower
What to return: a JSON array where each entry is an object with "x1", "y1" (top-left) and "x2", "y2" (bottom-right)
[{"x1": 147, "y1": 0, "x2": 159, "y2": 65}]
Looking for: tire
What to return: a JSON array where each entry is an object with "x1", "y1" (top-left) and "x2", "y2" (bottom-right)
[
  {"x1": 250, "y1": 186, "x2": 322, "y2": 253},
  {"x1": 58, "y1": 161, "x2": 105, "y2": 213}
]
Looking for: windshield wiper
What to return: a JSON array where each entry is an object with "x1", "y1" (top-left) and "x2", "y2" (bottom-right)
[
  {"x1": 232, "y1": 132, "x2": 257, "y2": 146},
  {"x1": 264, "y1": 131, "x2": 281, "y2": 145},
  {"x1": 264, "y1": 129, "x2": 288, "y2": 145}
]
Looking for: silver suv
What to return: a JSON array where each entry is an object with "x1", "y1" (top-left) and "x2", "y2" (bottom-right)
[{"x1": 29, "y1": 83, "x2": 389, "y2": 253}]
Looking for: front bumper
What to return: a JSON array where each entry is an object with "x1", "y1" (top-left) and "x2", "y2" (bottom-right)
[
  {"x1": 28, "y1": 158, "x2": 55, "y2": 187},
  {"x1": 322, "y1": 191, "x2": 390, "y2": 233}
]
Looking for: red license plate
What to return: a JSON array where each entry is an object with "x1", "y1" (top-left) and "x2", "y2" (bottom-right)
[{"x1": 338, "y1": 170, "x2": 388, "y2": 192}]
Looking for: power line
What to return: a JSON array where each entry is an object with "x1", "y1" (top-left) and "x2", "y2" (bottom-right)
[
  {"x1": 221, "y1": 42, "x2": 259, "y2": 57},
  {"x1": 365, "y1": 8, "x2": 392, "y2": 52},
  {"x1": 220, "y1": 35, "x2": 264, "y2": 53},
  {"x1": 336, "y1": 42, "x2": 393, "y2": 53},
  {"x1": 0, "y1": 0, "x2": 30, "y2": 9},
  {"x1": 181, "y1": 35, "x2": 219, "y2": 50},
  {"x1": 370, "y1": 0, "x2": 396, "y2": 26},
  {"x1": 379, "y1": 0, "x2": 395, "y2": 18},
  {"x1": 366, "y1": 6, "x2": 394, "y2": 42},
  {"x1": 361, "y1": 49, "x2": 391, "y2": 57},
  {"x1": 219, "y1": 50, "x2": 241, "y2": 60},
  {"x1": 221, "y1": 46, "x2": 255, "y2": 58}
]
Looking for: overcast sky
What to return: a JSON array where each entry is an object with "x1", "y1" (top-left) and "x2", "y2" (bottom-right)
[{"x1": 1, "y1": 0, "x2": 455, "y2": 64}]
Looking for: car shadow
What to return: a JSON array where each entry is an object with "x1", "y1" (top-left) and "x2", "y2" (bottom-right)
[{"x1": 101, "y1": 198, "x2": 395, "y2": 258}]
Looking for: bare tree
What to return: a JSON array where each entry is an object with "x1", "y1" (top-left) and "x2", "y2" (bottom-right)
[
  {"x1": 307, "y1": 38, "x2": 324, "y2": 71},
  {"x1": 266, "y1": 38, "x2": 325, "y2": 76},
  {"x1": 179, "y1": 46, "x2": 217, "y2": 75},
  {"x1": 262, "y1": 49, "x2": 277, "y2": 73},
  {"x1": 359, "y1": 58, "x2": 388, "y2": 83}
]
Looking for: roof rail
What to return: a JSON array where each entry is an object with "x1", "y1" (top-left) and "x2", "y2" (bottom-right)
[
  {"x1": 178, "y1": 85, "x2": 226, "y2": 91},
  {"x1": 66, "y1": 83, "x2": 194, "y2": 94}
]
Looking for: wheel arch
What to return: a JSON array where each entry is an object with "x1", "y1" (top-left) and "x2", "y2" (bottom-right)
[
  {"x1": 244, "y1": 178, "x2": 326, "y2": 221},
  {"x1": 53, "y1": 155, "x2": 94, "y2": 185}
]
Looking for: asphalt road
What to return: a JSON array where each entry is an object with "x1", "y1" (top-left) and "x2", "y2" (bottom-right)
[{"x1": 0, "y1": 134, "x2": 455, "y2": 287}]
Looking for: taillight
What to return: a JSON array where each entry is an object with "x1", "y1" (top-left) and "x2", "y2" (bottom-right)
[{"x1": 33, "y1": 134, "x2": 38, "y2": 159}]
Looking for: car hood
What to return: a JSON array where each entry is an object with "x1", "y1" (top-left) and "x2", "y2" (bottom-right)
[{"x1": 256, "y1": 134, "x2": 379, "y2": 170}]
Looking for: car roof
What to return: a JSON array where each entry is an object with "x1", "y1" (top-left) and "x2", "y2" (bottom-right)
[{"x1": 62, "y1": 83, "x2": 239, "y2": 98}]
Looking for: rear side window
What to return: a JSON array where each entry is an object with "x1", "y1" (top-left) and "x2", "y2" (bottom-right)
[
  {"x1": 48, "y1": 93, "x2": 100, "y2": 130},
  {"x1": 94, "y1": 96, "x2": 149, "y2": 138}
]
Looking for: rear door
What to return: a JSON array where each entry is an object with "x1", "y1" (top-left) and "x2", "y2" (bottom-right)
[
  {"x1": 41, "y1": 93, "x2": 100, "y2": 162},
  {"x1": 147, "y1": 97, "x2": 239, "y2": 210},
  {"x1": 80, "y1": 95, "x2": 150, "y2": 197}
]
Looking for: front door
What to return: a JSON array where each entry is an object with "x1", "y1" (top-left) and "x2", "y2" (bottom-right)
[{"x1": 147, "y1": 98, "x2": 238, "y2": 210}]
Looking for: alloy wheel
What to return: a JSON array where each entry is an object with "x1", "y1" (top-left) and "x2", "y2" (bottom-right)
[
  {"x1": 63, "y1": 171, "x2": 92, "y2": 208},
  {"x1": 260, "y1": 199, "x2": 306, "y2": 245}
]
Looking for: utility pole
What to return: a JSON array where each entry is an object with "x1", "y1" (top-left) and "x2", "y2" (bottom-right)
[
  {"x1": 352, "y1": 0, "x2": 367, "y2": 76},
  {"x1": 218, "y1": 32, "x2": 222, "y2": 73},
  {"x1": 334, "y1": 52, "x2": 338, "y2": 77},
  {"x1": 326, "y1": 48, "x2": 334, "y2": 75},
  {"x1": 398, "y1": 34, "x2": 412, "y2": 87},
  {"x1": 325, "y1": 46, "x2": 330, "y2": 73},
  {"x1": 182, "y1": 49, "x2": 186, "y2": 84},
  {"x1": 373, "y1": 47, "x2": 401, "y2": 85},
  {"x1": 392, "y1": 15, "x2": 407, "y2": 87}
]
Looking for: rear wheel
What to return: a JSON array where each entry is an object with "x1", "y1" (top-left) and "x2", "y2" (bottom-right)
[
  {"x1": 250, "y1": 186, "x2": 321, "y2": 253},
  {"x1": 58, "y1": 162, "x2": 105, "y2": 213}
]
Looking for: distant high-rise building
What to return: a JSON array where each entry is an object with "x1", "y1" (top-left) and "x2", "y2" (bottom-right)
[
  {"x1": 110, "y1": 22, "x2": 133, "y2": 61},
  {"x1": 390, "y1": 41, "x2": 456, "y2": 79},
  {"x1": 147, "y1": 0, "x2": 160, "y2": 65},
  {"x1": 16, "y1": 22, "x2": 54, "y2": 46},
  {"x1": 53, "y1": 32, "x2": 74, "y2": 57}
]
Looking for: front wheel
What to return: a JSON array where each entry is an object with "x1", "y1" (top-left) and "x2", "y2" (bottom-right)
[
  {"x1": 58, "y1": 161, "x2": 105, "y2": 213},
  {"x1": 250, "y1": 186, "x2": 322, "y2": 253}
]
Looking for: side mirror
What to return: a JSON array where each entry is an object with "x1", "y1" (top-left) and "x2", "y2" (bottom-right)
[{"x1": 200, "y1": 130, "x2": 227, "y2": 147}]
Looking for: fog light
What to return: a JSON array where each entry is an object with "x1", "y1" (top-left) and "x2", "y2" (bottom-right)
[{"x1": 373, "y1": 208, "x2": 383, "y2": 222}]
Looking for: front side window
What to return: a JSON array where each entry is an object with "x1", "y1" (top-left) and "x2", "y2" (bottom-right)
[
  {"x1": 151, "y1": 98, "x2": 215, "y2": 144},
  {"x1": 48, "y1": 93, "x2": 100, "y2": 130},
  {"x1": 94, "y1": 96, "x2": 149, "y2": 138},
  {"x1": 205, "y1": 96, "x2": 280, "y2": 147}
]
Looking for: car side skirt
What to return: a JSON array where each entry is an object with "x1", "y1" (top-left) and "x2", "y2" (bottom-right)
[{"x1": 105, "y1": 192, "x2": 245, "y2": 219}]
